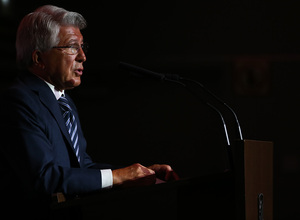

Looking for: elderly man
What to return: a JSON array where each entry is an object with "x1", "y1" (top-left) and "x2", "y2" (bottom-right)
[{"x1": 0, "y1": 5, "x2": 178, "y2": 218}]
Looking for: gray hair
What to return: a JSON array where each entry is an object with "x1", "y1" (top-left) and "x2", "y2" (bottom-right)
[{"x1": 16, "y1": 5, "x2": 87, "y2": 69}]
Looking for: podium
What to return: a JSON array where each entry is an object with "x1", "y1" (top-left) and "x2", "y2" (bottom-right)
[
  {"x1": 51, "y1": 140, "x2": 273, "y2": 220},
  {"x1": 234, "y1": 140, "x2": 273, "y2": 220}
]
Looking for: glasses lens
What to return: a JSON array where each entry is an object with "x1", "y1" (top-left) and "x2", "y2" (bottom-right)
[
  {"x1": 82, "y1": 43, "x2": 88, "y2": 53},
  {"x1": 53, "y1": 43, "x2": 88, "y2": 55},
  {"x1": 70, "y1": 47, "x2": 78, "y2": 54}
]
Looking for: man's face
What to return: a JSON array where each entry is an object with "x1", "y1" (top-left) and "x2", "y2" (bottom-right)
[{"x1": 40, "y1": 26, "x2": 86, "y2": 91}]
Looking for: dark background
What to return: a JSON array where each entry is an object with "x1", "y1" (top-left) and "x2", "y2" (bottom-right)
[{"x1": 1, "y1": 1, "x2": 300, "y2": 219}]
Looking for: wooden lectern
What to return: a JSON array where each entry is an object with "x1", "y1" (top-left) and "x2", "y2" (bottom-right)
[
  {"x1": 51, "y1": 139, "x2": 273, "y2": 220},
  {"x1": 234, "y1": 139, "x2": 273, "y2": 220}
]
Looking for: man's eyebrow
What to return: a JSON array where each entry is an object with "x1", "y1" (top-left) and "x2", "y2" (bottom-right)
[{"x1": 66, "y1": 39, "x2": 84, "y2": 44}]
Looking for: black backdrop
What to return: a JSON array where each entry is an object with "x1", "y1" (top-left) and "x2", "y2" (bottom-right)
[{"x1": 2, "y1": 1, "x2": 300, "y2": 219}]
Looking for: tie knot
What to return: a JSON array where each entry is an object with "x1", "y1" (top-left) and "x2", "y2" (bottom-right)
[{"x1": 58, "y1": 96, "x2": 72, "y2": 112}]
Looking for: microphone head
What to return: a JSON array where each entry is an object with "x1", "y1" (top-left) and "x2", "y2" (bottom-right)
[
  {"x1": 119, "y1": 61, "x2": 182, "y2": 82},
  {"x1": 119, "y1": 61, "x2": 166, "y2": 80}
]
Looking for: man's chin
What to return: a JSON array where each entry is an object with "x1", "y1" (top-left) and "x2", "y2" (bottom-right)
[{"x1": 65, "y1": 78, "x2": 81, "y2": 89}]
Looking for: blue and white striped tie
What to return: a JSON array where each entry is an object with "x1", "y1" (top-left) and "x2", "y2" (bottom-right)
[{"x1": 58, "y1": 96, "x2": 80, "y2": 163}]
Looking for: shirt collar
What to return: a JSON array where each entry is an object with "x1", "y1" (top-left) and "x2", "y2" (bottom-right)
[{"x1": 44, "y1": 81, "x2": 65, "y2": 100}]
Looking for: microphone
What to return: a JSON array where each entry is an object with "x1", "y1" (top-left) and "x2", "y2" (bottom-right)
[
  {"x1": 119, "y1": 61, "x2": 181, "y2": 81},
  {"x1": 119, "y1": 61, "x2": 231, "y2": 146},
  {"x1": 119, "y1": 62, "x2": 166, "y2": 80},
  {"x1": 119, "y1": 61, "x2": 243, "y2": 142},
  {"x1": 180, "y1": 77, "x2": 244, "y2": 141}
]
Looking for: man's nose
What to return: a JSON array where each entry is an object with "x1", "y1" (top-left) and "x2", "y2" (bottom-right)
[{"x1": 76, "y1": 47, "x2": 86, "y2": 63}]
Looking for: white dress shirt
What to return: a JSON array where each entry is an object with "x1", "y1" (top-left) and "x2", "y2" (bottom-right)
[{"x1": 44, "y1": 81, "x2": 113, "y2": 189}]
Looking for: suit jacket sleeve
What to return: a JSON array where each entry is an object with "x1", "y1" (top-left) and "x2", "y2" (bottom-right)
[{"x1": 0, "y1": 82, "x2": 104, "y2": 197}]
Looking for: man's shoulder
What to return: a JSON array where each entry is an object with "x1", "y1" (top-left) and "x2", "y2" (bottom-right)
[
  {"x1": 0, "y1": 73, "x2": 50, "y2": 114},
  {"x1": 2, "y1": 77, "x2": 37, "y2": 103},
  {"x1": 3, "y1": 71, "x2": 50, "y2": 99}
]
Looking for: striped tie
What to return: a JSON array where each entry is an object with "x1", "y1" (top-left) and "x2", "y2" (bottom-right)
[{"x1": 58, "y1": 96, "x2": 80, "y2": 163}]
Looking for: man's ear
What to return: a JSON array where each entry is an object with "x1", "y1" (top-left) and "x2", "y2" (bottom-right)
[{"x1": 32, "y1": 50, "x2": 45, "y2": 69}]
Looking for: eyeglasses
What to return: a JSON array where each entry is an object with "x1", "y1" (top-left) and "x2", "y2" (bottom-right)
[{"x1": 52, "y1": 43, "x2": 88, "y2": 55}]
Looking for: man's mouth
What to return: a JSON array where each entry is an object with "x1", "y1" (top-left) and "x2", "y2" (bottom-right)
[{"x1": 74, "y1": 68, "x2": 83, "y2": 76}]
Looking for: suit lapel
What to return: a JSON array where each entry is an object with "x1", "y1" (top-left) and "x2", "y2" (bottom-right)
[
  {"x1": 20, "y1": 72, "x2": 79, "y2": 166},
  {"x1": 39, "y1": 90, "x2": 73, "y2": 147},
  {"x1": 40, "y1": 92, "x2": 81, "y2": 167}
]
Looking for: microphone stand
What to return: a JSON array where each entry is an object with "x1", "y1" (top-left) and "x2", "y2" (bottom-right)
[{"x1": 164, "y1": 78, "x2": 234, "y2": 171}]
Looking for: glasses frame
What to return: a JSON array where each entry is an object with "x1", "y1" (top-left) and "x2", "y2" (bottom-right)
[{"x1": 52, "y1": 42, "x2": 88, "y2": 55}]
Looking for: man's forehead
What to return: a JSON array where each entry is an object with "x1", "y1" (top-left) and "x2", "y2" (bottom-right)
[{"x1": 58, "y1": 26, "x2": 84, "y2": 43}]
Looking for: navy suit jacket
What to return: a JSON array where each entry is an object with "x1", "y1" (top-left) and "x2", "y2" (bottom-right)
[{"x1": 0, "y1": 71, "x2": 117, "y2": 210}]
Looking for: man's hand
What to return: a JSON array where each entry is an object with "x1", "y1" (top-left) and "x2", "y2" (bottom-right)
[
  {"x1": 112, "y1": 163, "x2": 179, "y2": 188},
  {"x1": 148, "y1": 164, "x2": 180, "y2": 181},
  {"x1": 112, "y1": 163, "x2": 156, "y2": 188}
]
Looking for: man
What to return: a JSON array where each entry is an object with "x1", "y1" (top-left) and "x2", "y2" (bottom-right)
[{"x1": 0, "y1": 5, "x2": 178, "y2": 218}]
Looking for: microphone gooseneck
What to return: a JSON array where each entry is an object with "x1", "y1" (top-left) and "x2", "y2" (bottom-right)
[
  {"x1": 179, "y1": 77, "x2": 244, "y2": 141},
  {"x1": 119, "y1": 61, "x2": 233, "y2": 146},
  {"x1": 119, "y1": 61, "x2": 243, "y2": 141}
]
